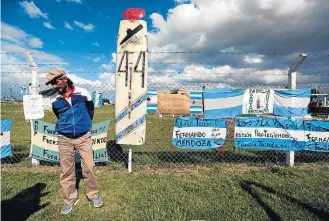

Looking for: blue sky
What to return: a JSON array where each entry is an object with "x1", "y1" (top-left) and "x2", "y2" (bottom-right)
[
  {"x1": 2, "y1": 0, "x2": 177, "y2": 83},
  {"x1": 3, "y1": 0, "x2": 174, "y2": 53},
  {"x1": 2, "y1": 0, "x2": 329, "y2": 87}
]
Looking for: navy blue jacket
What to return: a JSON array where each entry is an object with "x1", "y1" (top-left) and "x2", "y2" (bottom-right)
[{"x1": 50, "y1": 86, "x2": 94, "y2": 138}]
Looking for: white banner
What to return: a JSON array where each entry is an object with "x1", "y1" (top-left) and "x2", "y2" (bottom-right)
[
  {"x1": 243, "y1": 89, "x2": 274, "y2": 114},
  {"x1": 23, "y1": 95, "x2": 44, "y2": 120}
]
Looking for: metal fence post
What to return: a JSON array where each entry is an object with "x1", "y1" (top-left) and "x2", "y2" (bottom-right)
[
  {"x1": 24, "y1": 52, "x2": 41, "y2": 166},
  {"x1": 128, "y1": 149, "x2": 132, "y2": 173},
  {"x1": 286, "y1": 53, "x2": 307, "y2": 166}
]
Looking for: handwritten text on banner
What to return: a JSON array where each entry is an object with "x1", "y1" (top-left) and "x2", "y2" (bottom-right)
[
  {"x1": 31, "y1": 120, "x2": 110, "y2": 162},
  {"x1": 23, "y1": 95, "x2": 44, "y2": 120},
  {"x1": 234, "y1": 117, "x2": 329, "y2": 152},
  {"x1": 172, "y1": 117, "x2": 227, "y2": 149}
]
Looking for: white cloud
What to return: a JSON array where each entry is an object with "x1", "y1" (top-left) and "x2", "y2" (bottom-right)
[
  {"x1": 19, "y1": 1, "x2": 48, "y2": 19},
  {"x1": 93, "y1": 57, "x2": 101, "y2": 62},
  {"x1": 101, "y1": 63, "x2": 113, "y2": 71},
  {"x1": 243, "y1": 55, "x2": 264, "y2": 64},
  {"x1": 43, "y1": 22, "x2": 55, "y2": 30},
  {"x1": 59, "y1": 40, "x2": 65, "y2": 44},
  {"x1": 1, "y1": 23, "x2": 66, "y2": 85},
  {"x1": 146, "y1": 0, "x2": 329, "y2": 85},
  {"x1": 28, "y1": 37, "x2": 43, "y2": 48},
  {"x1": 98, "y1": 72, "x2": 115, "y2": 84},
  {"x1": 61, "y1": 74, "x2": 102, "y2": 85},
  {"x1": 1, "y1": 72, "x2": 32, "y2": 85},
  {"x1": 148, "y1": 0, "x2": 324, "y2": 60},
  {"x1": 64, "y1": 22, "x2": 74, "y2": 30},
  {"x1": 1, "y1": 49, "x2": 66, "y2": 85},
  {"x1": 111, "y1": 53, "x2": 116, "y2": 63},
  {"x1": 148, "y1": 64, "x2": 293, "y2": 85},
  {"x1": 38, "y1": 73, "x2": 102, "y2": 86},
  {"x1": 1, "y1": 42, "x2": 65, "y2": 65},
  {"x1": 0, "y1": 23, "x2": 103, "y2": 87},
  {"x1": 1, "y1": 22, "x2": 43, "y2": 48},
  {"x1": 74, "y1": 20, "x2": 95, "y2": 32},
  {"x1": 57, "y1": 0, "x2": 82, "y2": 3},
  {"x1": 149, "y1": 65, "x2": 291, "y2": 85},
  {"x1": 91, "y1": 42, "x2": 100, "y2": 47},
  {"x1": 100, "y1": 53, "x2": 116, "y2": 71},
  {"x1": 1, "y1": 22, "x2": 29, "y2": 45}
]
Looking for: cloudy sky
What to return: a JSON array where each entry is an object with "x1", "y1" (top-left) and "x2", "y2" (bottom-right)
[{"x1": 1, "y1": 0, "x2": 329, "y2": 87}]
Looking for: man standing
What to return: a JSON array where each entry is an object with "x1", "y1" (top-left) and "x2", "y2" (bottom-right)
[{"x1": 45, "y1": 69, "x2": 103, "y2": 214}]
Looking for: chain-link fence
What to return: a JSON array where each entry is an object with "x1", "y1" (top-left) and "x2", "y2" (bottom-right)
[{"x1": 1, "y1": 82, "x2": 329, "y2": 170}]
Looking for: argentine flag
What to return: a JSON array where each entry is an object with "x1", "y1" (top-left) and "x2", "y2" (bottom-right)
[
  {"x1": 147, "y1": 90, "x2": 158, "y2": 113},
  {"x1": 203, "y1": 88, "x2": 244, "y2": 118},
  {"x1": 92, "y1": 92, "x2": 103, "y2": 108},
  {"x1": 190, "y1": 90, "x2": 203, "y2": 115},
  {"x1": 1, "y1": 118, "x2": 13, "y2": 158},
  {"x1": 273, "y1": 88, "x2": 311, "y2": 117}
]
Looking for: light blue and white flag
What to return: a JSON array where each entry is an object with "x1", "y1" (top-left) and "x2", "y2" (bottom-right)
[
  {"x1": 20, "y1": 86, "x2": 28, "y2": 95},
  {"x1": 92, "y1": 92, "x2": 103, "y2": 108},
  {"x1": 273, "y1": 88, "x2": 311, "y2": 117},
  {"x1": 190, "y1": 91, "x2": 203, "y2": 115},
  {"x1": 1, "y1": 118, "x2": 13, "y2": 158},
  {"x1": 147, "y1": 90, "x2": 158, "y2": 113},
  {"x1": 303, "y1": 120, "x2": 329, "y2": 152},
  {"x1": 203, "y1": 88, "x2": 244, "y2": 118},
  {"x1": 172, "y1": 117, "x2": 226, "y2": 149}
]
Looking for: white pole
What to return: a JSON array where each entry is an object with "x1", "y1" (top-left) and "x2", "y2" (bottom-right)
[
  {"x1": 286, "y1": 53, "x2": 307, "y2": 166},
  {"x1": 128, "y1": 149, "x2": 132, "y2": 173},
  {"x1": 324, "y1": 97, "x2": 327, "y2": 107},
  {"x1": 24, "y1": 52, "x2": 40, "y2": 166},
  {"x1": 287, "y1": 70, "x2": 296, "y2": 166}
]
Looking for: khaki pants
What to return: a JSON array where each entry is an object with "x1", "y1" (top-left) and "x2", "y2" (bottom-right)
[{"x1": 58, "y1": 132, "x2": 99, "y2": 205}]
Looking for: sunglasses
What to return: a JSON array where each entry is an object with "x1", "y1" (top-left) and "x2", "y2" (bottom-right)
[{"x1": 50, "y1": 76, "x2": 66, "y2": 85}]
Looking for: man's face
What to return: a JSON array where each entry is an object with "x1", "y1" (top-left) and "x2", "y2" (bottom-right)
[{"x1": 51, "y1": 76, "x2": 67, "y2": 92}]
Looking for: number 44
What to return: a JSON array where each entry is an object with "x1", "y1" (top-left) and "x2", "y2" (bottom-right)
[{"x1": 117, "y1": 51, "x2": 146, "y2": 88}]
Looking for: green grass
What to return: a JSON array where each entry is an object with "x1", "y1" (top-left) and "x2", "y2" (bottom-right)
[{"x1": 1, "y1": 166, "x2": 329, "y2": 220}]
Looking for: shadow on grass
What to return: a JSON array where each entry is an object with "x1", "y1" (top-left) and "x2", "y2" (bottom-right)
[
  {"x1": 240, "y1": 181, "x2": 329, "y2": 221},
  {"x1": 1, "y1": 183, "x2": 50, "y2": 221},
  {"x1": 240, "y1": 181, "x2": 282, "y2": 221}
]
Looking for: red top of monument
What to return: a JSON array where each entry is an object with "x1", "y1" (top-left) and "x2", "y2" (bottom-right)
[{"x1": 123, "y1": 8, "x2": 145, "y2": 20}]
